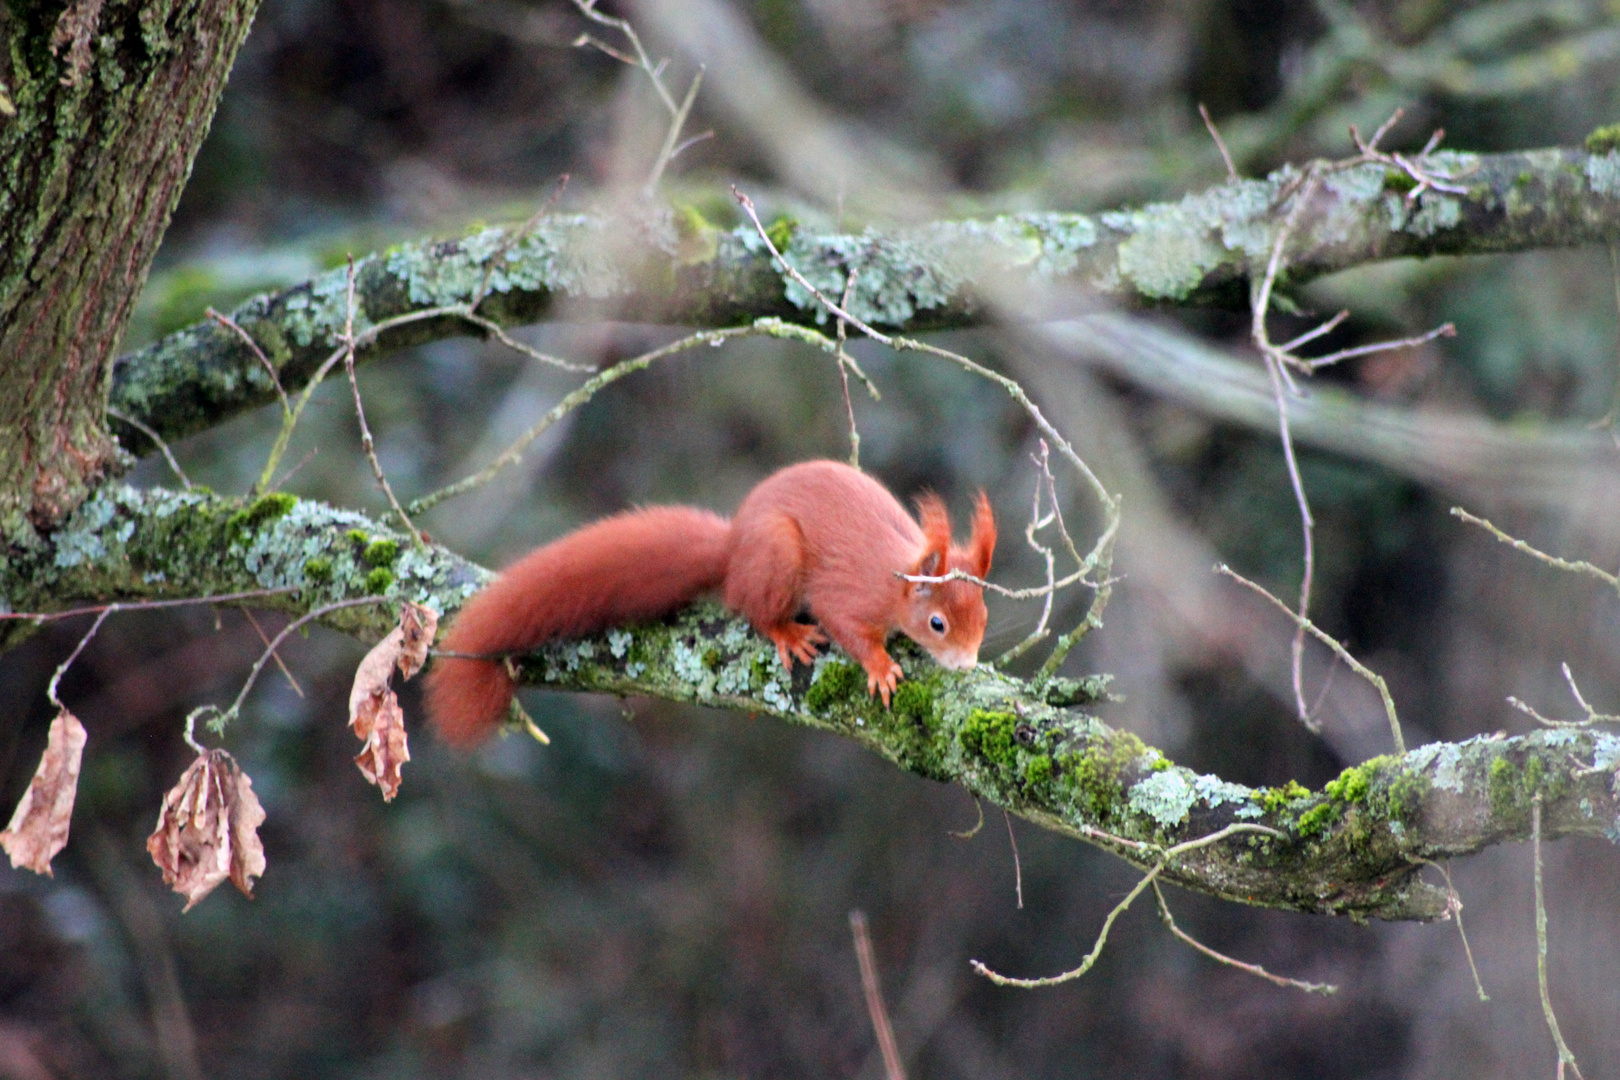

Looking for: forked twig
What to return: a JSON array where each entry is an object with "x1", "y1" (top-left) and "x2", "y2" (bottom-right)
[
  {"x1": 570, "y1": 0, "x2": 706, "y2": 195},
  {"x1": 972, "y1": 823, "x2": 1284, "y2": 987},
  {"x1": 1508, "y1": 662, "x2": 1620, "y2": 729},
  {"x1": 1249, "y1": 123, "x2": 1458, "y2": 729}
]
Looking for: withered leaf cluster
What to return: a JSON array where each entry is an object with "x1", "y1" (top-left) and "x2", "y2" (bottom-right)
[
  {"x1": 146, "y1": 749, "x2": 268, "y2": 911},
  {"x1": 349, "y1": 601, "x2": 438, "y2": 801},
  {"x1": 0, "y1": 709, "x2": 87, "y2": 877}
]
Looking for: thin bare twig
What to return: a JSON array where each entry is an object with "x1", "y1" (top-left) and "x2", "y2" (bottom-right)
[
  {"x1": 1422, "y1": 859, "x2": 1488, "y2": 1002},
  {"x1": 459, "y1": 310, "x2": 594, "y2": 372},
  {"x1": 1151, "y1": 880, "x2": 1336, "y2": 995},
  {"x1": 1508, "y1": 662, "x2": 1620, "y2": 729},
  {"x1": 835, "y1": 267, "x2": 866, "y2": 469},
  {"x1": 1252, "y1": 173, "x2": 1321, "y2": 727},
  {"x1": 1003, "y1": 809, "x2": 1024, "y2": 909},
  {"x1": 1, "y1": 587, "x2": 302, "y2": 623},
  {"x1": 469, "y1": 174, "x2": 571, "y2": 312},
  {"x1": 407, "y1": 323, "x2": 769, "y2": 515},
  {"x1": 1533, "y1": 797, "x2": 1585, "y2": 1080},
  {"x1": 242, "y1": 610, "x2": 303, "y2": 698},
  {"x1": 341, "y1": 258, "x2": 424, "y2": 544},
  {"x1": 849, "y1": 911, "x2": 907, "y2": 1080},
  {"x1": 997, "y1": 443, "x2": 1064, "y2": 664},
  {"x1": 107, "y1": 407, "x2": 191, "y2": 489},
  {"x1": 972, "y1": 823, "x2": 1285, "y2": 987},
  {"x1": 1292, "y1": 322, "x2": 1455, "y2": 371},
  {"x1": 208, "y1": 306, "x2": 289, "y2": 416},
  {"x1": 1592, "y1": 244, "x2": 1620, "y2": 443},
  {"x1": 1451, "y1": 507, "x2": 1620, "y2": 596},
  {"x1": 570, "y1": 0, "x2": 704, "y2": 194},
  {"x1": 186, "y1": 596, "x2": 389, "y2": 740},
  {"x1": 1248, "y1": 133, "x2": 1457, "y2": 730},
  {"x1": 1218, "y1": 565, "x2": 1405, "y2": 754},
  {"x1": 644, "y1": 65, "x2": 705, "y2": 195},
  {"x1": 264, "y1": 445, "x2": 319, "y2": 494},
  {"x1": 45, "y1": 608, "x2": 113, "y2": 709},
  {"x1": 1198, "y1": 103, "x2": 1238, "y2": 181}
]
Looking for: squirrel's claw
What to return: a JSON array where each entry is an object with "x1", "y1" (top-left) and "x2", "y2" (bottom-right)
[
  {"x1": 865, "y1": 659, "x2": 902, "y2": 707},
  {"x1": 769, "y1": 623, "x2": 827, "y2": 669}
]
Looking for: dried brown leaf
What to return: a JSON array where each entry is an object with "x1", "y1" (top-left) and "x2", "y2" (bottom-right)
[
  {"x1": 146, "y1": 750, "x2": 267, "y2": 911},
  {"x1": 395, "y1": 601, "x2": 439, "y2": 681},
  {"x1": 348, "y1": 608, "x2": 431, "y2": 801},
  {"x1": 0, "y1": 710, "x2": 87, "y2": 877}
]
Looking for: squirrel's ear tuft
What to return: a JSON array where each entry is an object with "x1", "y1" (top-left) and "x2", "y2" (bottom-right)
[
  {"x1": 966, "y1": 491, "x2": 995, "y2": 579},
  {"x1": 911, "y1": 493, "x2": 951, "y2": 592}
]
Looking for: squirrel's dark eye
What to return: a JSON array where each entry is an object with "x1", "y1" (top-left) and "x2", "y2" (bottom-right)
[{"x1": 929, "y1": 614, "x2": 946, "y2": 634}]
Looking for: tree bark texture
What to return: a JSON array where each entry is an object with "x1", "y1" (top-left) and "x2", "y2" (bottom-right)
[{"x1": 0, "y1": 0, "x2": 259, "y2": 537}]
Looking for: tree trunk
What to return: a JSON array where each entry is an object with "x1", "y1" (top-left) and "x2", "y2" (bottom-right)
[{"x1": 0, "y1": 0, "x2": 259, "y2": 539}]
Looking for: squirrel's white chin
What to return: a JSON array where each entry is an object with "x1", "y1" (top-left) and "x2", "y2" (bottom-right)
[{"x1": 934, "y1": 651, "x2": 979, "y2": 672}]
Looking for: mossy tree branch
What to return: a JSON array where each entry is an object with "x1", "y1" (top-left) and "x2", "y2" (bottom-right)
[
  {"x1": 7, "y1": 483, "x2": 1618, "y2": 923},
  {"x1": 111, "y1": 144, "x2": 1620, "y2": 448}
]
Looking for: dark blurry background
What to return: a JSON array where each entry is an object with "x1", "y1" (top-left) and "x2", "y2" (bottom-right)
[{"x1": 4, "y1": 0, "x2": 1620, "y2": 1076}]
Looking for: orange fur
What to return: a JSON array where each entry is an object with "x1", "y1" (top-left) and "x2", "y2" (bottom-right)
[{"x1": 425, "y1": 461, "x2": 996, "y2": 745}]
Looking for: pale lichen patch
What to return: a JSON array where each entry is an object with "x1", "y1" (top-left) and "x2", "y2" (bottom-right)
[
  {"x1": 1585, "y1": 151, "x2": 1620, "y2": 198},
  {"x1": 1128, "y1": 768, "x2": 1197, "y2": 827}
]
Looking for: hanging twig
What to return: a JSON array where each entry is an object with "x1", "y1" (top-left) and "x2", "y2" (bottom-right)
[
  {"x1": 1151, "y1": 881, "x2": 1336, "y2": 995},
  {"x1": 1532, "y1": 797, "x2": 1585, "y2": 1080}
]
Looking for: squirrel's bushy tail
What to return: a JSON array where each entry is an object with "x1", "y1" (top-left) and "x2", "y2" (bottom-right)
[{"x1": 426, "y1": 506, "x2": 732, "y2": 746}]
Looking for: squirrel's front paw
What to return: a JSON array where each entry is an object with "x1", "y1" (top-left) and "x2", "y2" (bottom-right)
[{"x1": 864, "y1": 659, "x2": 902, "y2": 707}]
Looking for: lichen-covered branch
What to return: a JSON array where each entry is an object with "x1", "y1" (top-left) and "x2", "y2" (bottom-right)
[
  {"x1": 111, "y1": 145, "x2": 1620, "y2": 448},
  {"x1": 6, "y1": 483, "x2": 1618, "y2": 922}
]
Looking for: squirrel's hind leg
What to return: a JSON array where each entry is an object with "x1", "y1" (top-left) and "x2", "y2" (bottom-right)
[{"x1": 724, "y1": 511, "x2": 826, "y2": 669}]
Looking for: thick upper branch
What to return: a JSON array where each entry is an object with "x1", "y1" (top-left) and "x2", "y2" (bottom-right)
[
  {"x1": 6, "y1": 483, "x2": 1617, "y2": 922},
  {"x1": 111, "y1": 145, "x2": 1620, "y2": 448}
]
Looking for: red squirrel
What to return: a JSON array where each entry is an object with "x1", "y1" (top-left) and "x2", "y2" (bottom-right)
[{"x1": 425, "y1": 460, "x2": 996, "y2": 746}]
